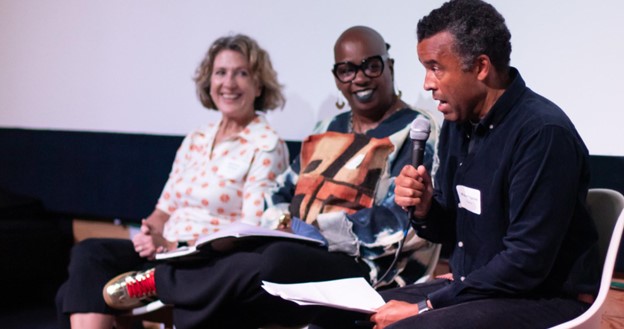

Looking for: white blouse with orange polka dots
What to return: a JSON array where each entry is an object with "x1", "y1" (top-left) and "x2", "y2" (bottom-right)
[{"x1": 158, "y1": 114, "x2": 289, "y2": 242}]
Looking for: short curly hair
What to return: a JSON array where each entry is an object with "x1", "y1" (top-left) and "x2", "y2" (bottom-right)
[
  {"x1": 417, "y1": 0, "x2": 511, "y2": 72},
  {"x1": 194, "y1": 34, "x2": 285, "y2": 111}
]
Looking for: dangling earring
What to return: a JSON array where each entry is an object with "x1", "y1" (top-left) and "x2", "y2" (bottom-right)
[
  {"x1": 335, "y1": 93, "x2": 346, "y2": 110},
  {"x1": 396, "y1": 89, "x2": 402, "y2": 99}
]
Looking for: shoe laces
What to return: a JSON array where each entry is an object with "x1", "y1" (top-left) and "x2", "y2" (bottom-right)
[{"x1": 126, "y1": 269, "x2": 157, "y2": 299}]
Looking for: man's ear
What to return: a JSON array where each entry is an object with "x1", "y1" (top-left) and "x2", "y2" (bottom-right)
[{"x1": 474, "y1": 55, "x2": 492, "y2": 81}]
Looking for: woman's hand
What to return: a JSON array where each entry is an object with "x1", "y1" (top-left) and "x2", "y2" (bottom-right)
[
  {"x1": 394, "y1": 165, "x2": 433, "y2": 219},
  {"x1": 276, "y1": 213, "x2": 293, "y2": 232},
  {"x1": 132, "y1": 219, "x2": 174, "y2": 259},
  {"x1": 132, "y1": 209, "x2": 172, "y2": 259},
  {"x1": 370, "y1": 300, "x2": 420, "y2": 329}
]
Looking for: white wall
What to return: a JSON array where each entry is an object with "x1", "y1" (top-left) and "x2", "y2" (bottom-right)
[{"x1": 1, "y1": 0, "x2": 622, "y2": 155}]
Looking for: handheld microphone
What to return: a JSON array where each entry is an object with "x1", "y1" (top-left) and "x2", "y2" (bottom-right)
[
  {"x1": 410, "y1": 116, "x2": 431, "y2": 169},
  {"x1": 405, "y1": 116, "x2": 431, "y2": 222}
]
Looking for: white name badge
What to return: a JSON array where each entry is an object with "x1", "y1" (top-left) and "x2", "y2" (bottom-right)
[
  {"x1": 219, "y1": 158, "x2": 249, "y2": 179},
  {"x1": 456, "y1": 185, "x2": 481, "y2": 215}
]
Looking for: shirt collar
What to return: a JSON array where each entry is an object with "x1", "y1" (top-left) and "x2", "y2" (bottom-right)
[
  {"x1": 237, "y1": 114, "x2": 281, "y2": 151},
  {"x1": 461, "y1": 67, "x2": 526, "y2": 135},
  {"x1": 197, "y1": 113, "x2": 280, "y2": 152}
]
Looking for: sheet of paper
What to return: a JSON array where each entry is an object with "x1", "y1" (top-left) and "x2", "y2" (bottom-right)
[
  {"x1": 262, "y1": 277, "x2": 385, "y2": 313},
  {"x1": 155, "y1": 246, "x2": 198, "y2": 260},
  {"x1": 155, "y1": 222, "x2": 324, "y2": 260},
  {"x1": 195, "y1": 222, "x2": 325, "y2": 247}
]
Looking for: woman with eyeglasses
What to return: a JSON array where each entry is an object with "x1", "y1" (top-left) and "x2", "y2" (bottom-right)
[{"x1": 97, "y1": 26, "x2": 437, "y2": 329}]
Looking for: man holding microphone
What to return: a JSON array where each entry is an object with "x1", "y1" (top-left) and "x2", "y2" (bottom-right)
[{"x1": 375, "y1": 0, "x2": 600, "y2": 328}]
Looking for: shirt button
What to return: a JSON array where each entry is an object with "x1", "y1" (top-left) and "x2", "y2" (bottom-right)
[
  {"x1": 460, "y1": 276, "x2": 466, "y2": 281},
  {"x1": 459, "y1": 162, "x2": 463, "y2": 166},
  {"x1": 458, "y1": 241, "x2": 464, "y2": 248}
]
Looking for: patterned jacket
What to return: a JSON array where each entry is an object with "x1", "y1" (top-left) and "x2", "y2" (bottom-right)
[{"x1": 263, "y1": 108, "x2": 438, "y2": 287}]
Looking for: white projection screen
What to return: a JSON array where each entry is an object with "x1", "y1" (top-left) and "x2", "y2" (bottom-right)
[{"x1": 1, "y1": 0, "x2": 622, "y2": 155}]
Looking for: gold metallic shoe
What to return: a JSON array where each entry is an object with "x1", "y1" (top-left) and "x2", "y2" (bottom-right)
[{"x1": 103, "y1": 268, "x2": 158, "y2": 310}]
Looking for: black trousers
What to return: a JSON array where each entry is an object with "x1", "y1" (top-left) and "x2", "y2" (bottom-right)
[
  {"x1": 311, "y1": 279, "x2": 591, "y2": 329},
  {"x1": 55, "y1": 238, "x2": 151, "y2": 329},
  {"x1": 155, "y1": 240, "x2": 368, "y2": 329}
]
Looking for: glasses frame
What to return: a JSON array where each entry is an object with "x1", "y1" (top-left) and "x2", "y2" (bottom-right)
[{"x1": 332, "y1": 54, "x2": 389, "y2": 83}]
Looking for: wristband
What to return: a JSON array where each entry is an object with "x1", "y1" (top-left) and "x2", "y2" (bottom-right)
[
  {"x1": 177, "y1": 240, "x2": 189, "y2": 248},
  {"x1": 417, "y1": 299, "x2": 430, "y2": 314}
]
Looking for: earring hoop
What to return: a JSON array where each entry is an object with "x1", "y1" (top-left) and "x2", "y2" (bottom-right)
[{"x1": 335, "y1": 93, "x2": 346, "y2": 110}]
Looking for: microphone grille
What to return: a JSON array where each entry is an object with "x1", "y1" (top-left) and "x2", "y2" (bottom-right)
[{"x1": 410, "y1": 116, "x2": 431, "y2": 141}]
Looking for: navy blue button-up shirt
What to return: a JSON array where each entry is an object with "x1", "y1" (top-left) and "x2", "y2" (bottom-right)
[{"x1": 414, "y1": 68, "x2": 600, "y2": 308}]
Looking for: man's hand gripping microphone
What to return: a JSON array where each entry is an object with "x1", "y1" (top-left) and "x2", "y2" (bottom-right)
[{"x1": 407, "y1": 116, "x2": 431, "y2": 218}]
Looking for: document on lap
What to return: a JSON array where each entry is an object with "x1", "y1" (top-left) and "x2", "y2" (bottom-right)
[
  {"x1": 155, "y1": 245, "x2": 198, "y2": 259},
  {"x1": 155, "y1": 222, "x2": 325, "y2": 260},
  {"x1": 262, "y1": 277, "x2": 385, "y2": 313}
]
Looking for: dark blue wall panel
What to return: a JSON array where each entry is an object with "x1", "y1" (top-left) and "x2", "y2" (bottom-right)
[
  {"x1": 0, "y1": 128, "x2": 621, "y2": 272},
  {"x1": 0, "y1": 128, "x2": 181, "y2": 221}
]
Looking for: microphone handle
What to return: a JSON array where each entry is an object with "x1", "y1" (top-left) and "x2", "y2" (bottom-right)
[
  {"x1": 411, "y1": 139, "x2": 427, "y2": 168},
  {"x1": 408, "y1": 139, "x2": 427, "y2": 220}
]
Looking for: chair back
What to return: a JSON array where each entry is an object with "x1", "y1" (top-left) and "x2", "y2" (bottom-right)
[
  {"x1": 550, "y1": 188, "x2": 624, "y2": 328},
  {"x1": 588, "y1": 189, "x2": 624, "y2": 266}
]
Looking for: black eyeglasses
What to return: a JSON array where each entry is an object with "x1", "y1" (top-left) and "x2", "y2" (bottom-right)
[{"x1": 332, "y1": 55, "x2": 388, "y2": 83}]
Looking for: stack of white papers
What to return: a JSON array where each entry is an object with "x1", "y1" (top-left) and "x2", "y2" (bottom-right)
[{"x1": 262, "y1": 277, "x2": 385, "y2": 313}]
